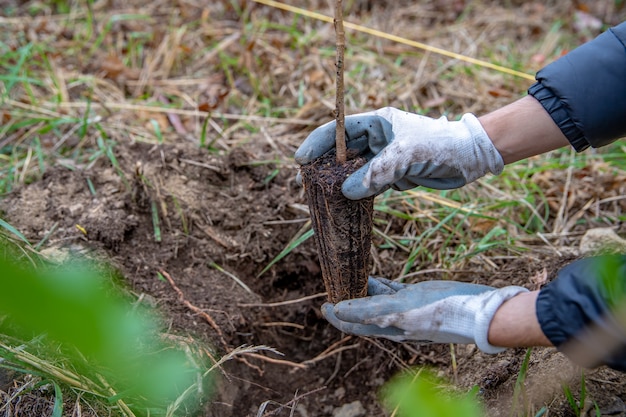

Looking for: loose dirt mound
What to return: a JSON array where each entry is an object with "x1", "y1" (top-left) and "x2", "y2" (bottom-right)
[{"x1": 2, "y1": 138, "x2": 625, "y2": 417}]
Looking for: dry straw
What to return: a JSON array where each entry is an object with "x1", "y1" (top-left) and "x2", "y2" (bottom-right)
[{"x1": 251, "y1": 0, "x2": 536, "y2": 81}]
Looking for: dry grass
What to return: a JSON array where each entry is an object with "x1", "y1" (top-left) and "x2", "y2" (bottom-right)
[{"x1": 2, "y1": 1, "x2": 623, "y2": 240}]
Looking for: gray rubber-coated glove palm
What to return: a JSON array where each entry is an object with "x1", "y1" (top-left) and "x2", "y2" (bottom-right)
[
  {"x1": 295, "y1": 107, "x2": 504, "y2": 200},
  {"x1": 322, "y1": 277, "x2": 528, "y2": 354}
]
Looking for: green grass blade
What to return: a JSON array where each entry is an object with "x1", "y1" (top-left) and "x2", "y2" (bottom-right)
[
  {"x1": 580, "y1": 370, "x2": 587, "y2": 415},
  {"x1": 258, "y1": 226, "x2": 313, "y2": 277},
  {"x1": 0, "y1": 218, "x2": 31, "y2": 246},
  {"x1": 34, "y1": 222, "x2": 58, "y2": 250},
  {"x1": 151, "y1": 119, "x2": 164, "y2": 143},
  {"x1": 51, "y1": 380, "x2": 64, "y2": 417},
  {"x1": 562, "y1": 384, "x2": 579, "y2": 415},
  {"x1": 151, "y1": 201, "x2": 162, "y2": 242},
  {"x1": 199, "y1": 117, "x2": 210, "y2": 148},
  {"x1": 510, "y1": 347, "x2": 533, "y2": 417},
  {"x1": 403, "y1": 208, "x2": 460, "y2": 274},
  {"x1": 2, "y1": 43, "x2": 33, "y2": 98}
]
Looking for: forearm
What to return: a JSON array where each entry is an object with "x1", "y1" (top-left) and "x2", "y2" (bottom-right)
[
  {"x1": 479, "y1": 95, "x2": 570, "y2": 165},
  {"x1": 488, "y1": 290, "x2": 553, "y2": 348}
]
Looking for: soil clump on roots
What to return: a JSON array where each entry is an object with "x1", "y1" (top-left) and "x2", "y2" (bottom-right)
[{"x1": 301, "y1": 152, "x2": 374, "y2": 303}]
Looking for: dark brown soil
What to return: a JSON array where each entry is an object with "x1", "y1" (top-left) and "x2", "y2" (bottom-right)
[
  {"x1": 2, "y1": 138, "x2": 625, "y2": 417},
  {"x1": 301, "y1": 153, "x2": 374, "y2": 303}
]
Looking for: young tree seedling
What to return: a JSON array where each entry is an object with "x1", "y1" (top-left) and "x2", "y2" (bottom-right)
[{"x1": 301, "y1": 0, "x2": 374, "y2": 303}]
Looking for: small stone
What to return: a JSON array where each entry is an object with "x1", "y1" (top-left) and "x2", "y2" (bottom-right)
[
  {"x1": 68, "y1": 203, "x2": 84, "y2": 216},
  {"x1": 580, "y1": 228, "x2": 626, "y2": 256},
  {"x1": 334, "y1": 386, "x2": 346, "y2": 399},
  {"x1": 333, "y1": 400, "x2": 366, "y2": 417}
]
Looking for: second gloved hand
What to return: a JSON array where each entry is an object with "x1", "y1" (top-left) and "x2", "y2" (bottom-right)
[
  {"x1": 295, "y1": 107, "x2": 504, "y2": 200},
  {"x1": 322, "y1": 277, "x2": 528, "y2": 354}
]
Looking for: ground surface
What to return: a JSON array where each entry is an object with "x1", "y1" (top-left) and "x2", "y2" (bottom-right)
[
  {"x1": 2, "y1": 138, "x2": 626, "y2": 417},
  {"x1": 2, "y1": 1, "x2": 626, "y2": 416}
]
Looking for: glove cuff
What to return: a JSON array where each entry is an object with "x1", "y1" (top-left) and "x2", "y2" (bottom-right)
[
  {"x1": 459, "y1": 113, "x2": 505, "y2": 181},
  {"x1": 474, "y1": 286, "x2": 529, "y2": 354}
]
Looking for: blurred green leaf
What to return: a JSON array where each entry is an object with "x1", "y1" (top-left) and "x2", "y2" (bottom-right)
[
  {"x1": 0, "y1": 244, "x2": 205, "y2": 413},
  {"x1": 381, "y1": 368, "x2": 483, "y2": 417}
]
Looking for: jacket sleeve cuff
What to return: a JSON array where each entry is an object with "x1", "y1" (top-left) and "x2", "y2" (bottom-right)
[
  {"x1": 528, "y1": 82, "x2": 589, "y2": 152},
  {"x1": 536, "y1": 255, "x2": 626, "y2": 371}
]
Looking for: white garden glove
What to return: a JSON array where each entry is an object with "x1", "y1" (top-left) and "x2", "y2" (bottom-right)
[
  {"x1": 322, "y1": 277, "x2": 528, "y2": 354},
  {"x1": 295, "y1": 107, "x2": 504, "y2": 200}
]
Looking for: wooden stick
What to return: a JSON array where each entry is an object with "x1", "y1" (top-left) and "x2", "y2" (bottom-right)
[{"x1": 334, "y1": 0, "x2": 347, "y2": 163}]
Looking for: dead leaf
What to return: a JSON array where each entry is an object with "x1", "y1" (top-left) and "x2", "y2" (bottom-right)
[
  {"x1": 198, "y1": 102, "x2": 212, "y2": 112},
  {"x1": 198, "y1": 74, "x2": 230, "y2": 111},
  {"x1": 469, "y1": 218, "x2": 497, "y2": 234},
  {"x1": 306, "y1": 70, "x2": 328, "y2": 87},
  {"x1": 99, "y1": 54, "x2": 140, "y2": 80},
  {"x1": 574, "y1": 1, "x2": 590, "y2": 12},
  {"x1": 99, "y1": 54, "x2": 126, "y2": 79},
  {"x1": 487, "y1": 87, "x2": 512, "y2": 98}
]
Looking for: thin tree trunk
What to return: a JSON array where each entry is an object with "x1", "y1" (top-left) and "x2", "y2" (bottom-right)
[{"x1": 334, "y1": 0, "x2": 347, "y2": 163}]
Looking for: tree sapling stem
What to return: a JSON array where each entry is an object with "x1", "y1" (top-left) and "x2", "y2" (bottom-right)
[{"x1": 334, "y1": 0, "x2": 347, "y2": 163}]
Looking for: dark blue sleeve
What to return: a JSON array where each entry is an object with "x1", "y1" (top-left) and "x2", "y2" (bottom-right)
[
  {"x1": 528, "y1": 22, "x2": 626, "y2": 151},
  {"x1": 536, "y1": 255, "x2": 626, "y2": 372}
]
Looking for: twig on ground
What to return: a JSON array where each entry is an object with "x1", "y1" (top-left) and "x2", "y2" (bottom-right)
[
  {"x1": 303, "y1": 343, "x2": 360, "y2": 366},
  {"x1": 160, "y1": 269, "x2": 227, "y2": 348},
  {"x1": 324, "y1": 350, "x2": 342, "y2": 385},
  {"x1": 302, "y1": 336, "x2": 359, "y2": 366},
  {"x1": 160, "y1": 269, "x2": 272, "y2": 375},
  {"x1": 259, "y1": 322, "x2": 305, "y2": 329},
  {"x1": 363, "y1": 337, "x2": 413, "y2": 372},
  {"x1": 239, "y1": 292, "x2": 327, "y2": 307},
  {"x1": 34, "y1": 99, "x2": 315, "y2": 125},
  {"x1": 244, "y1": 353, "x2": 307, "y2": 370}
]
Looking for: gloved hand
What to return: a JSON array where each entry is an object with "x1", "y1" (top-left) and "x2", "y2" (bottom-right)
[
  {"x1": 295, "y1": 107, "x2": 504, "y2": 200},
  {"x1": 321, "y1": 277, "x2": 528, "y2": 354}
]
